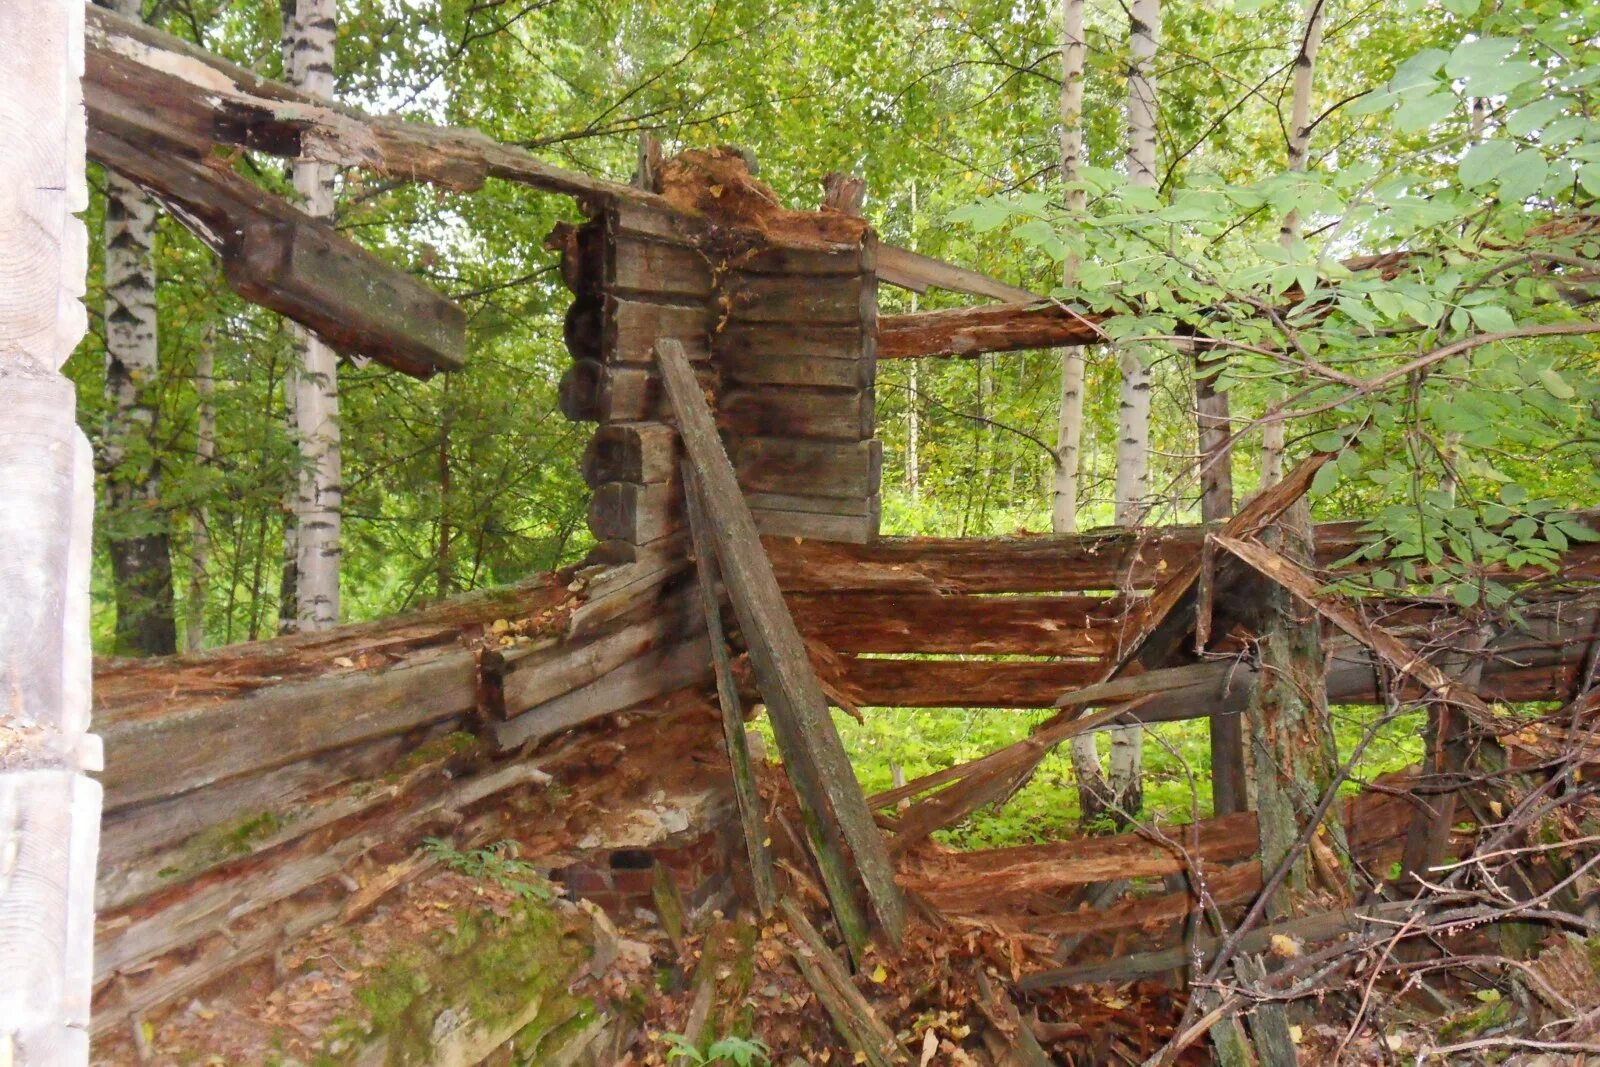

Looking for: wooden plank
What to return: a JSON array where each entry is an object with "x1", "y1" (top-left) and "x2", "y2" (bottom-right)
[
  {"x1": 722, "y1": 240, "x2": 874, "y2": 276},
  {"x1": 606, "y1": 235, "x2": 713, "y2": 300},
  {"x1": 877, "y1": 301, "x2": 1103, "y2": 359},
  {"x1": 747, "y1": 492, "x2": 880, "y2": 518},
  {"x1": 719, "y1": 386, "x2": 873, "y2": 441},
  {"x1": 754, "y1": 509, "x2": 879, "y2": 544},
  {"x1": 605, "y1": 297, "x2": 709, "y2": 365},
  {"x1": 716, "y1": 347, "x2": 873, "y2": 390},
  {"x1": 876, "y1": 244, "x2": 1039, "y2": 304},
  {"x1": 719, "y1": 273, "x2": 874, "y2": 325},
  {"x1": 607, "y1": 199, "x2": 703, "y2": 246},
  {"x1": 586, "y1": 480, "x2": 683, "y2": 544},
  {"x1": 98, "y1": 647, "x2": 477, "y2": 808},
  {"x1": 684, "y1": 466, "x2": 776, "y2": 915},
  {"x1": 729, "y1": 437, "x2": 881, "y2": 500},
  {"x1": 491, "y1": 636, "x2": 712, "y2": 750},
  {"x1": 89, "y1": 130, "x2": 465, "y2": 379},
  {"x1": 831, "y1": 656, "x2": 1103, "y2": 709},
  {"x1": 787, "y1": 593, "x2": 1120, "y2": 656},
  {"x1": 899, "y1": 810, "x2": 1260, "y2": 910},
  {"x1": 581, "y1": 422, "x2": 680, "y2": 486},
  {"x1": 656, "y1": 337, "x2": 903, "y2": 945},
  {"x1": 560, "y1": 362, "x2": 721, "y2": 424},
  {"x1": 563, "y1": 295, "x2": 602, "y2": 361},
  {"x1": 498, "y1": 589, "x2": 699, "y2": 716},
  {"x1": 714, "y1": 320, "x2": 870, "y2": 362}
]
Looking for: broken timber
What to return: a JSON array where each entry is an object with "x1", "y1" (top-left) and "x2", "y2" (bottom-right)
[{"x1": 656, "y1": 337, "x2": 904, "y2": 949}]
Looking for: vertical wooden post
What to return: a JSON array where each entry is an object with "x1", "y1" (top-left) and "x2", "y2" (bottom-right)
[
  {"x1": 0, "y1": 0, "x2": 103, "y2": 1060},
  {"x1": 1196, "y1": 358, "x2": 1247, "y2": 816}
]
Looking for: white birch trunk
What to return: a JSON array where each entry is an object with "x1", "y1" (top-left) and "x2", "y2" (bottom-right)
[
  {"x1": 0, "y1": 0, "x2": 102, "y2": 1058},
  {"x1": 1263, "y1": 0, "x2": 1325, "y2": 489},
  {"x1": 1057, "y1": 0, "x2": 1111, "y2": 821},
  {"x1": 100, "y1": 0, "x2": 176, "y2": 656},
  {"x1": 1106, "y1": 0, "x2": 1162, "y2": 820},
  {"x1": 285, "y1": 0, "x2": 342, "y2": 631}
]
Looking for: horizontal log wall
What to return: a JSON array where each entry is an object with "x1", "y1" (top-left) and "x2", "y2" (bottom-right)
[
  {"x1": 555, "y1": 158, "x2": 884, "y2": 558},
  {"x1": 90, "y1": 557, "x2": 713, "y2": 1036},
  {"x1": 765, "y1": 521, "x2": 1599, "y2": 710}
]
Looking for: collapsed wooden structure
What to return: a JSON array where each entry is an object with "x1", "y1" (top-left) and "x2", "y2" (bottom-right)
[{"x1": 3, "y1": 5, "x2": 1597, "y2": 1062}]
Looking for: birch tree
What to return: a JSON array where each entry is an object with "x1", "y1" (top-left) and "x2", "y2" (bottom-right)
[
  {"x1": 99, "y1": 0, "x2": 177, "y2": 657},
  {"x1": 1105, "y1": 0, "x2": 1160, "y2": 822},
  {"x1": 284, "y1": 0, "x2": 342, "y2": 631},
  {"x1": 1058, "y1": 0, "x2": 1114, "y2": 824},
  {"x1": 1261, "y1": 0, "x2": 1325, "y2": 487}
]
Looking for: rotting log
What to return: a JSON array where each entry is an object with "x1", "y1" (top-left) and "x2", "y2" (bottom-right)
[
  {"x1": 0, "y1": 1, "x2": 101, "y2": 1057},
  {"x1": 656, "y1": 336, "x2": 904, "y2": 949},
  {"x1": 786, "y1": 592, "x2": 1121, "y2": 656},
  {"x1": 88, "y1": 130, "x2": 465, "y2": 379}
]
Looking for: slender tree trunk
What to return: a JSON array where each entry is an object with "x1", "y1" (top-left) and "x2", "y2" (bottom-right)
[
  {"x1": 186, "y1": 329, "x2": 216, "y2": 653},
  {"x1": 907, "y1": 359, "x2": 921, "y2": 501},
  {"x1": 1104, "y1": 0, "x2": 1162, "y2": 822},
  {"x1": 436, "y1": 380, "x2": 453, "y2": 600},
  {"x1": 99, "y1": 0, "x2": 176, "y2": 658},
  {"x1": 0, "y1": 0, "x2": 102, "y2": 1053},
  {"x1": 285, "y1": 0, "x2": 342, "y2": 631},
  {"x1": 1262, "y1": 0, "x2": 1325, "y2": 489},
  {"x1": 1056, "y1": 0, "x2": 1113, "y2": 824},
  {"x1": 1247, "y1": 501, "x2": 1348, "y2": 908}
]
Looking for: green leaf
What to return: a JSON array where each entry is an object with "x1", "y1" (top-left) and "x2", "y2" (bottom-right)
[
  {"x1": 1495, "y1": 151, "x2": 1549, "y2": 202},
  {"x1": 1393, "y1": 92, "x2": 1457, "y2": 134},
  {"x1": 1310, "y1": 462, "x2": 1341, "y2": 498},
  {"x1": 1540, "y1": 368, "x2": 1576, "y2": 399},
  {"x1": 1441, "y1": 0, "x2": 1478, "y2": 13},
  {"x1": 1452, "y1": 582, "x2": 1479, "y2": 608},
  {"x1": 1500, "y1": 483, "x2": 1529, "y2": 505},
  {"x1": 1506, "y1": 99, "x2": 1563, "y2": 138},
  {"x1": 1468, "y1": 304, "x2": 1515, "y2": 333},
  {"x1": 1445, "y1": 38, "x2": 1536, "y2": 97},
  {"x1": 1458, "y1": 140, "x2": 1517, "y2": 188}
]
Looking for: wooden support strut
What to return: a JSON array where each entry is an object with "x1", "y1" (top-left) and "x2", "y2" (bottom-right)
[
  {"x1": 684, "y1": 464, "x2": 777, "y2": 916},
  {"x1": 655, "y1": 337, "x2": 904, "y2": 950}
]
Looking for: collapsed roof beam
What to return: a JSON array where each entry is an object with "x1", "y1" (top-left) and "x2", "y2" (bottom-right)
[{"x1": 86, "y1": 4, "x2": 1030, "y2": 307}]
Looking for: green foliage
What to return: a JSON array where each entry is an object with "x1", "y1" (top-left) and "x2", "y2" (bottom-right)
[
  {"x1": 661, "y1": 1031, "x2": 771, "y2": 1067},
  {"x1": 421, "y1": 838, "x2": 553, "y2": 902}
]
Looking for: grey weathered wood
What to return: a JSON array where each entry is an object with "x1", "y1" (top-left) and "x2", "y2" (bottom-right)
[
  {"x1": 876, "y1": 244, "x2": 1039, "y2": 304},
  {"x1": 1, "y1": 1, "x2": 101, "y2": 1055},
  {"x1": 586, "y1": 480, "x2": 683, "y2": 544},
  {"x1": 604, "y1": 297, "x2": 710, "y2": 365},
  {"x1": 753, "y1": 509, "x2": 880, "y2": 544},
  {"x1": 581, "y1": 422, "x2": 680, "y2": 486},
  {"x1": 684, "y1": 466, "x2": 776, "y2": 915},
  {"x1": 655, "y1": 337, "x2": 903, "y2": 945},
  {"x1": 90, "y1": 130, "x2": 465, "y2": 379},
  {"x1": 719, "y1": 387, "x2": 873, "y2": 441},
  {"x1": 717, "y1": 347, "x2": 874, "y2": 390},
  {"x1": 491, "y1": 635, "x2": 712, "y2": 750},
  {"x1": 730, "y1": 437, "x2": 881, "y2": 500},
  {"x1": 719, "y1": 273, "x2": 874, "y2": 325},
  {"x1": 606, "y1": 236, "x2": 712, "y2": 299},
  {"x1": 499, "y1": 589, "x2": 699, "y2": 716},
  {"x1": 99, "y1": 647, "x2": 477, "y2": 808},
  {"x1": 746, "y1": 492, "x2": 880, "y2": 518}
]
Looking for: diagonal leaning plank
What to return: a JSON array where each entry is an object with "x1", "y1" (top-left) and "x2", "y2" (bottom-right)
[
  {"x1": 683, "y1": 464, "x2": 778, "y2": 916},
  {"x1": 1213, "y1": 533, "x2": 1498, "y2": 730},
  {"x1": 656, "y1": 338, "x2": 904, "y2": 948}
]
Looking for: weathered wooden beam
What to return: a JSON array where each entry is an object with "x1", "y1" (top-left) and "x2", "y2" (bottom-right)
[
  {"x1": 878, "y1": 300, "x2": 1104, "y2": 359},
  {"x1": 581, "y1": 422, "x2": 680, "y2": 486},
  {"x1": 719, "y1": 386, "x2": 873, "y2": 441},
  {"x1": 656, "y1": 337, "x2": 904, "y2": 947},
  {"x1": 684, "y1": 467, "x2": 776, "y2": 915},
  {"x1": 788, "y1": 592, "x2": 1120, "y2": 656},
  {"x1": 730, "y1": 437, "x2": 881, "y2": 500},
  {"x1": 831, "y1": 657, "x2": 1104, "y2": 709},
  {"x1": 875, "y1": 244, "x2": 1040, "y2": 304},
  {"x1": 85, "y1": 3, "x2": 665, "y2": 207},
  {"x1": 89, "y1": 130, "x2": 465, "y2": 379}
]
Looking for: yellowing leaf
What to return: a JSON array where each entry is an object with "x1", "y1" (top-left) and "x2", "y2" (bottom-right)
[{"x1": 870, "y1": 963, "x2": 888, "y2": 983}]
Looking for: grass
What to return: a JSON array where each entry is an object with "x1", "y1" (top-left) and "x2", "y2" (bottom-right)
[{"x1": 807, "y1": 702, "x2": 1429, "y2": 850}]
